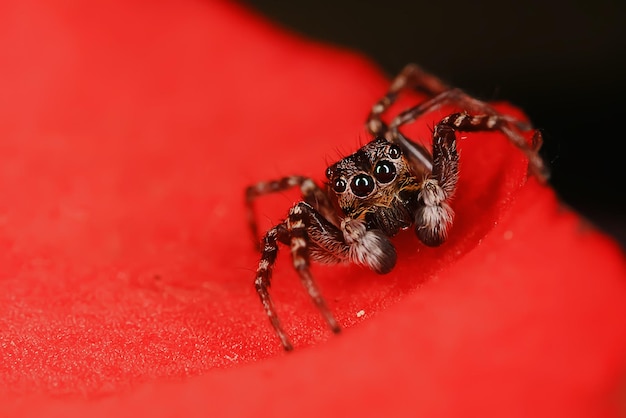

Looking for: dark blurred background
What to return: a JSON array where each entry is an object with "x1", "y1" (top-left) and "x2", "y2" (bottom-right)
[{"x1": 243, "y1": 0, "x2": 625, "y2": 246}]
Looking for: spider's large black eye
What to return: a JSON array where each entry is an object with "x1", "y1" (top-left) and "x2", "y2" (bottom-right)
[
  {"x1": 350, "y1": 174, "x2": 375, "y2": 197},
  {"x1": 333, "y1": 178, "x2": 347, "y2": 193},
  {"x1": 388, "y1": 145, "x2": 401, "y2": 160},
  {"x1": 374, "y1": 160, "x2": 396, "y2": 183}
]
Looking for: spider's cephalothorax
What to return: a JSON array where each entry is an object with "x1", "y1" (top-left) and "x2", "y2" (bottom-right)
[
  {"x1": 326, "y1": 137, "x2": 419, "y2": 236},
  {"x1": 245, "y1": 64, "x2": 548, "y2": 351}
]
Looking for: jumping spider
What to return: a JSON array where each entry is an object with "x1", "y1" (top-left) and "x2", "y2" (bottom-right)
[{"x1": 246, "y1": 64, "x2": 548, "y2": 351}]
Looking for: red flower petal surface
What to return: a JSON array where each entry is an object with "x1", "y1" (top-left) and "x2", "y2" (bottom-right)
[{"x1": 1, "y1": 1, "x2": 625, "y2": 417}]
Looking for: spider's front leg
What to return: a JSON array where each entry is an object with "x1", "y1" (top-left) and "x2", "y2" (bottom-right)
[
  {"x1": 254, "y1": 223, "x2": 293, "y2": 349},
  {"x1": 366, "y1": 64, "x2": 499, "y2": 174},
  {"x1": 254, "y1": 202, "x2": 343, "y2": 350},
  {"x1": 245, "y1": 175, "x2": 338, "y2": 248},
  {"x1": 415, "y1": 112, "x2": 518, "y2": 246},
  {"x1": 367, "y1": 63, "x2": 450, "y2": 137},
  {"x1": 255, "y1": 201, "x2": 397, "y2": 350},
  {"x1": 366, "y1": 63, "x2": 548, "y2": 181},
  {"x1": 390, "y1": 92, "x2": 549, "y2": 181}
]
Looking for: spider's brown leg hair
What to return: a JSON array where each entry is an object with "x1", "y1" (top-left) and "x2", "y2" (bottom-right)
[
  {"x1": 288, "y1": 202, "x2": 340, "y2": 334},
  {"x1": 389, "y1": 90, "x2": 549, "y2": 182},
  {"x1": 531, "y1": 130, "x2": 544, "y2": 152},
  {"x1": 254, "y1": 223, "x2": 294, "y2": 351},
  {"x1": 374, "y1": 89, "x2": 482, "y2": 179},
  {"x1": 415, "y1": 112, "x2": 525, "y2": 246},
  {"x1": 255, "y1": 202, "x2": 348, "y2": 349},
  {"x1": 367, "y1": 63, "x2": 451, "y2": 137},
  {"x1": 245, "y1": 176, "x2": 336, "y2": 249},
  {"x1": 366, "y1": 66, "x2": 494, "y2": 179},
  {"x1": 368, "y1": 65, "x2": 548, "y2": 180},
  {"x1": 499, "y1": 124, "x2": 548, "y2": 180}
]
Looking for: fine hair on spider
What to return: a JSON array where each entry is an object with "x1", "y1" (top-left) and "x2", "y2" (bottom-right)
[{"x1": 245, "y1": 63, "x2": 548, "y2": 351}]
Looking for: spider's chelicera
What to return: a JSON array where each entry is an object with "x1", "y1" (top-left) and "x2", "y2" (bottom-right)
[{"x1": 245, "y1": 64, "x2": 548, "y2": 350}]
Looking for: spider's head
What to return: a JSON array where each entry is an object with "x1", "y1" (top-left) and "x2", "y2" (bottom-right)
[{"x1": 325, "y1": 137, "x2": 414, "y2": 218}]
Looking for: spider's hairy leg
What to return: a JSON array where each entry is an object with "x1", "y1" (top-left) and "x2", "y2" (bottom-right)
[
  {"x1": 499, "y1": 124, "x2": 549, "y2": 180},
  {"x1": 415, "y1": 112, "x2": 524, "y2": 246},
  {"x1": 389, "y1": 90, "x2": 549, "y2": 182},
  {"x1": 376, "y1": 90, "x2": 484, "y2": 178},
  {"x1": 367, "y1": 63, "x2": 451, "y2": 137},
  {"x1": 255, "y1": 201, "x2": 350, "y2": 350},
  {"x1": 288, "y1": 202, "x2": 341, "y2": 335},
  {"x1": 254, "y1": 223, "x2": 294, "y2": 351},
  {"x1": 366, "y1": 66, "x2": 488, "y2": 178},
  {"x1": 245, "y1": 175, "x2": 336, "y2": 249}
]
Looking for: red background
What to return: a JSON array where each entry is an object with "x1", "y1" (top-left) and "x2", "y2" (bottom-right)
[{"x1": 1, "y1": 1, "x2": 625, "y2": 416}]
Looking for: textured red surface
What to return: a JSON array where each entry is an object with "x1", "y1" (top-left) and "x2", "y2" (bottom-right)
[{"x1": 1, "y1": 1, "x2": 626, "y2": 417}]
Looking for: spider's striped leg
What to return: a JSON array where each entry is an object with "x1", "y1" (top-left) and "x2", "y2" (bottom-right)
[
  {"x1": 254, "y1": 223, "x2": 293, "y2": 350},
  {"x1": 389, "y1": 91, "x2": 549, "y2": 182},
  {"x1": 366, "y1": 65, "x2": 487, "y2": 177},
  {"x1": 415, "y1": 112, "x2": 529, "y2": 246},
  {"x1": 367, "y1": 65, "x2": 546, "y2": 180},
  {"x1": 373, "y1": 88, "x2": 484, "y2": 178},
  {"x1": 498, "y1": 124, "x2": 549, "y2": 180},
  {"x1": 245, "y1": 175, "x2": 336, "y2": 249},
  {"x1": 254, "y1": 201, "x2": 348, "y2": 350},
  {"x1": 367, "y1": 63, "x2": 451, "y2": 137},
  {"x1": 287, "y1": 202, "x2": 341, "y2": 334},
  {"x1": 254, "y1": 195, "x2": 399, "y2": 350}
]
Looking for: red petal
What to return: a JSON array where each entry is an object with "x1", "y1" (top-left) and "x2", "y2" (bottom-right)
[{"x1": 1, "y1": 1, "x2": 625, "y2": 417}]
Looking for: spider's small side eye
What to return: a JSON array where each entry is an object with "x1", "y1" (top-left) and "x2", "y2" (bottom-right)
[
  {"x1": 325, "y1": 167, "x2": 333, "y2": 179},
  {"x1": 350, "y1": 174, "x2": 375, "y2": 197},
  {"x1": 388, "y1": 145, "x2": 401, "y2": 160},
  {"x1": 374, "y1": 160, "x2": 396, "y2": 183},
  {"x1": 333, "y1": 178, "x2": 347, "y2": 193}
]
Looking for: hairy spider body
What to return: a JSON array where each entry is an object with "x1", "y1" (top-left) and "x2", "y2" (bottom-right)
[{"x1": 246, "y1": 64, "x2": 547, "y2": 350}]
